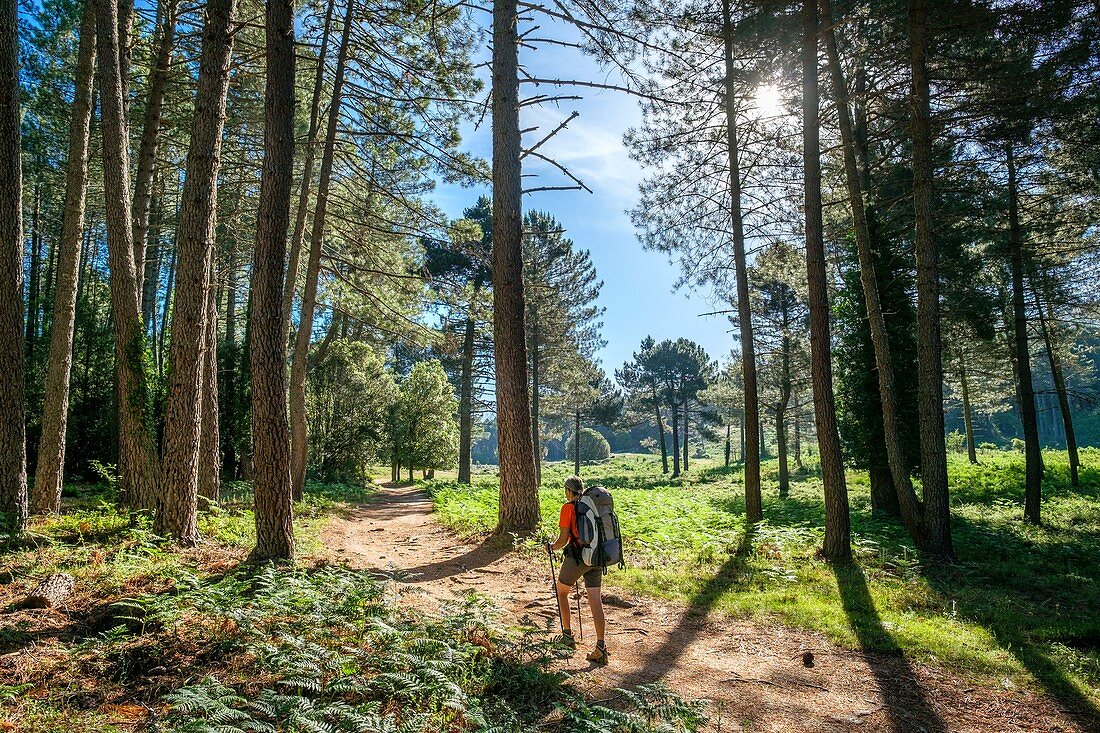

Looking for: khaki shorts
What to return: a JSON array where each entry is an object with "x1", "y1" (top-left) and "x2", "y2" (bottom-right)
[{"x1": 558, "y1": 552, "x2": 603, "y2": 588}]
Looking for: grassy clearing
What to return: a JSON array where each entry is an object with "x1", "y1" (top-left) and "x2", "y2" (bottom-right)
[
  {"x1": 1, "y1": 481, "x2": 705, "y2": 733},
  {"x1": 428, "y1": 450, "x2": 1100, "y2": 715}
]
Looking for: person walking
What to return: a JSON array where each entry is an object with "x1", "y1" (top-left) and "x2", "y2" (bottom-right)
[{"x1": 547, "y1": 475, "x2": 609, "y2": 663}]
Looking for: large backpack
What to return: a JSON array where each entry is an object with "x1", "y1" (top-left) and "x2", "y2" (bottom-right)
[{"x1": 573, "y1": 485, "x2": 624, "y2": 569}]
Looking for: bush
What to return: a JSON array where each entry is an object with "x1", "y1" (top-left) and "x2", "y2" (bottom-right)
[
  {"x1": 946, "y1": 431, "x2": 966, "y2": 453},
  {"x1": 564, "y1": 428, "x2": 611, "y2": 464}
]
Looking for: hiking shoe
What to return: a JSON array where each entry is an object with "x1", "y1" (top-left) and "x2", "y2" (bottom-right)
[
  {"x1": 552, "y1": 631, "x2": 577, "y2": 649},
  {"x1": 586, "y1": 642, "x2": 609, "y2": 664}
]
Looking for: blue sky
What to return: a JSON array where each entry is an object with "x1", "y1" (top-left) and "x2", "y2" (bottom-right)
[{"x1": 433, "y1": 13, "x2": 736, "y2": 375}]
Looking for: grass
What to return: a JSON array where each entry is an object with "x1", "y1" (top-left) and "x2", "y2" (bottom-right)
[{"x1": 427, "y1": 449, "x2": 1100, "y2": 718}]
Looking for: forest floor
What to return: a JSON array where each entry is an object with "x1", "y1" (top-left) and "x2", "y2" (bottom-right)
[{"x1": 320, "y1": 479, "x2": 1098, "y2": 733}]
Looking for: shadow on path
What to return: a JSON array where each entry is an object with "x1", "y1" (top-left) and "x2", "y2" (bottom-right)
[
  {"x1": 385, "y1": 537, "x2": 512, "y2": 583},
  {"x1": 615, "y1": 526, "x2": 756, "y2": 690},
  {"x1": 831, "y1": 564, "x2": 947, "y2": 733}
]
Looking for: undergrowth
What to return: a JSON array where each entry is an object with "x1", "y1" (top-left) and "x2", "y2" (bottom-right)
[{"x1": 0, "y1": 482, "x2": 707, "y2": 733}]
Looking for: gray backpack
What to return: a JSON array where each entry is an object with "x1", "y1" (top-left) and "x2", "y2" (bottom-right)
[{"x1": 574, "y1": 485, "x2": 624, "y2": 569}]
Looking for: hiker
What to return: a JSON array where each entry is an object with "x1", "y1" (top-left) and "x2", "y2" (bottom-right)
[{"x1": 547, "y1": 475, "x2": 609, "y2": 663}]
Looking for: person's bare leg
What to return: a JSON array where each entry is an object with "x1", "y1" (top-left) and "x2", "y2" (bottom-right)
[
  {"x1": 556, "y1": 581, "x2": 573, "y2": 633},
  {"x1": 587, "y1": 585, "x2": 606, "y2": 643}
]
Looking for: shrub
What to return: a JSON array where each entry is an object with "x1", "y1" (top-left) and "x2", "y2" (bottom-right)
[{"x1": 564, "y1": 428, "x2": 611, "y2": 464}]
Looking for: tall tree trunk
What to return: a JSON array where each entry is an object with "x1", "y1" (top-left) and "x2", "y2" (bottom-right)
[
  {"x1": 492, "y1": 0, "x2": 539, "y2": 532},
  {"x1": 670, "y1": 401, "x2": 681, "y2": 477},
  {"x1": 777, "y1": 336, "x2": 791, "y2": 499},
  {"x1": 141, "y1": 182, "x2": 163, "y2": 332},
  {"x1": 282, "y1": 0, "x2": 336, "y2": 331},
  {"x1": 157, "y1": 0, "x2": 236, "y2": 544},
  {"x1": 907, "y1": 0, "x2": 953, "y2": 561},
  {"x1": 157, "y1": 243, "x2": 175, "y2": 376},
  {"x1": 220, "y1": 248, "x2": 239, "y2": 478},
  {"x1": 722, "y1": 0, "x2": 761, "y2": 522},
  {"x1": 0, "y1": 0, "x2": 26, "y2": 533},
  {"x1": 806, "y1": 0, "x2": 849, "y2": 561},
  {"x1": 530, "y1": 320, "x2": 541, "y2": 485},
  {"x1": 199, "y1": 277, "x2": 220, "y2": 501},
  {"x1": 289, "y1": 0, "x2": 354, "y2": 502},
  {"x1": 652, "y1": 387, "x2": 668, "y2": 473},
  {"x1": 1034, "y1": 286, "x2": 1079, "y2": 486},
  {"x1": 25, "y1": 184, "x2": 41, "y2": 360},
  {"x1": 725, "y1": 423, "x2": 731, "y2": 468},
  {"x1": 131, "y1": 0, "x2": 179, "y2": 309},
  {"x1": 96, "y1": 0, "x2": 160, "y2": 512},
  {"x1": 682, "y1": 401, "x2": 689, "y2": 472},
  {"x1": 32, "y1": 0, "x2": 96, "y2": 515},
  {"x1": 958, "y1": 358, "x2": 977, "y2": 464},
  {"x1": 1007, "y1": 145, "x2": 1042, "y2": 524},
  {"x1": 249, "y1": 0, "x2": 296, "y2": 562},
  {"x1": 793, "y1": 397, "x2": 803, "y2": 468},
  {"x1": 821, "y1": 0, "x2": 924, "y2": 550},
  {"x1": 574, "y1": 409, "x2": 581, "y2": 476},
  {"x1": 457, "y1": 310, "x2": 475, "y2": 484}
]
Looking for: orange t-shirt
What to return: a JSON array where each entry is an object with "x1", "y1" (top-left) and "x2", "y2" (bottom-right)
[{"x1": 558, "y1": 502, "x2": 580, "y2": 547}]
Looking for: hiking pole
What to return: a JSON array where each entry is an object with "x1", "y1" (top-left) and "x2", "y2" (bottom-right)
[
  {"x1": 545, "y1": 543, "x2": 566, "y2": 636},
  {"x1": 574, "y1": 583, "x2": 583, "y2": 641}
]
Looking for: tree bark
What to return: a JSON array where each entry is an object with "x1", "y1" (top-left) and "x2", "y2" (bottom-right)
[
  {"x1": 282, "y1": 0, "x2": 336, "y2": 332},
  {"x1": 777, "y1": 338, "x2": 791, "y2": 499},
  {"x1": 289, "y1": 0, "x2": 354, "y2": 502},
  {"x1": 530, "y1": 318, "x2": 542, "y2": 485},
  {"x1": 249, "y1": 0, "x2": 296, "y2": 562},
  {"x1": 157, "y1": 0, "x2": 236, "y2": 544},
  {"x1": 25, "y1": 185, "x2": 41, "y2": 360},
  {"x1": 157, "y1": 243, "x2": 175, "y2": 376},
  {"x1": 574, "y1": 409, "x2": 581, "y2": 476},
  {"x1": 95, "y1": 0, "x2": 160, "y2": 512},
  {"x1": 1034, "y1": 285, "x2": 1079, "y2": 486},
  {"x1": 806, "y1": 0, "x2": 849, "y2": 560},
  {"x1": 32, "y1": 0, "x2": 96, "y2": 515},
  {"x1": 131, "y1": 0, "x2": 179, "y2": 309},
  {"x1": 722, "y1": 0, "x2": 761, "y2": 522},
  {"x1": 821, "y1": 0, "x2": 924, "y2": 550},
  {"x1": 492, "y1": 0, "x2": 539, "y2": 532},
  {"x1": 682, "y1": 401, "x2": 689, "y2": 472},
  {"x1": 23, "y1": 573, "x2": 74, "y2": 609},
  {"x1": 793, "y1": 397, "x2": 803, "y2": 468},
  {"x1": 141, "y1": 182, "x2": 163, "y2": 333},
  {"x1": 0, "y1": 0, "x2": 26, "y2": 533},
  {"x1": 652, "y1": 386, "x2": 668, "y2": 473},
  {"x1": 199, "y1": 276, "x2": 221, "y2": 501},
  {"x1": 958, "y1": 358, "x2": 977, "y2": 464},
  {"x1": 1007, "y1": 145, "x2": 1042, "y2": 524},
  {"x1": 725, "y1": 423, "x2": 731, "y2": 468},
  {"x1": 907, "y1": 0, "x2": 953, "y2": 561},
  {"x1": 670, "y1": 401, "x2": 681, "y2": 477},
  {"x1": 458, "y1": 311, "x2": 476, "y2": 484}
]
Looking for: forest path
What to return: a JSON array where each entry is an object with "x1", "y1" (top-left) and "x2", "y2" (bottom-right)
[{"x1": 318, "y1": 483, "x2": 1090, "y2": 733}]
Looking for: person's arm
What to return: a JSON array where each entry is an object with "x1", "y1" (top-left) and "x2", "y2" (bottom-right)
[
  {"x1": 549, "y1": 503, "x2": 572, "y2": 551},
  {"x1": 550, "y1": 526, "x2": 571, "y2": 551}
]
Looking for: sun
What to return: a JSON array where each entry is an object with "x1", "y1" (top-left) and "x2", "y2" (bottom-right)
[{"x1": 751, "y1": 84, "x2": 784, "y2": 119}]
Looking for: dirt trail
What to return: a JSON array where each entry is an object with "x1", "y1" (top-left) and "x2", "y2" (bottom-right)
[{"x1": 319, "y1": 483, "x2": 1093, "y2": 733}]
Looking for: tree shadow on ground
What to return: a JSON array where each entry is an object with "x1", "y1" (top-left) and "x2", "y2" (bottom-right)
[
  {"x1": 831, "y1": 563, "x2": 947, "y2": 733},
  {"x1": 615, "y1": 526, "x2": 756, "y2": 690},
  {"x1": 918, "y1": 511, "x2": 1100, "y2": 730},
  {"x1": 375, "y1": 535, "x2": 513, "y2": 583}
]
